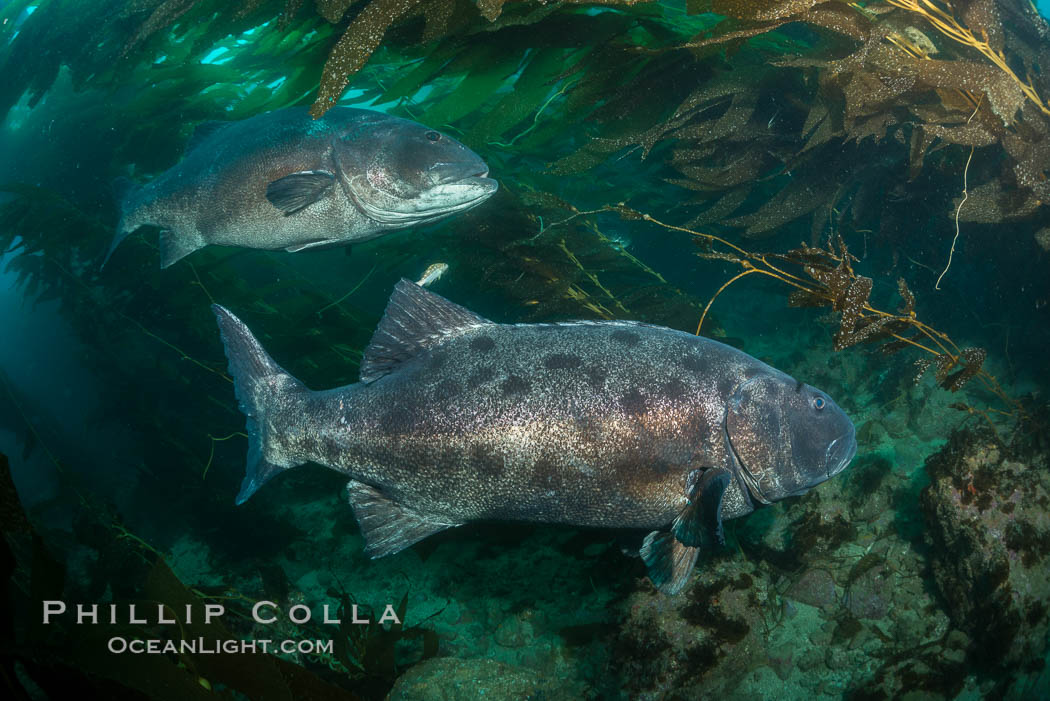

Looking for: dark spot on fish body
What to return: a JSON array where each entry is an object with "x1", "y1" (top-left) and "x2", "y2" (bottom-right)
[
  {"x1": 380, "y1": 403, "x2": 421, "y2": 432},
  {"x1": 620, "y1": 388, "x2": 648, "y2": 416},
  {"x1": 653, "y1": 437, "x2": 692, "y2": 467},
  {"x1": 686, "y1": 414, "x2": 711, "y2": 447},
  {"x1": 469, "y1": 443, "x2": 503, "y2": 476},
  {"x1": 501, "y1": 374, "x2": 530, "y2": 396},
  {"x1": 610, "y1": 455, "x2": 647, "y2": 479},
  {"x1": 650, "y1": 459, "x2": 671, "y2": 475},
  {"x1": 682, "y1": 354, "x2": 707, "y2": 373},
  {"x1": 611, "y1": 329, "x2": 641, "y2": 346},
  {"x1": 470, "y1": 336, "x2": 496, "y2": 352},
  {"x1": 434, "y1": 378, "x2": 460, "y2": 398},
  {"x1": 572, "y1": 416, "x2": 605, "y2": 449},
  {"x1": 716, "y1": 375, "x2": 737, "y2": 399},
  {"x1": 426, "y1": 351, "x2": 448, "y2": 370},
  {"x1": 532, "y1": 456, "x2": 559, "y2": 478},
  {"x1": 468, "y1": 366, "x2": 496, "y2": 388},
  {"x1": 584, "y1": 365, "x2": 608, "y2": 390},
  {"x1": 544, "y1": 353, "x2": 583, "y2": 370},
  {"x1": 529, "y1": 458, "x2": 565, "y2": 492},
  {"x1": 662, "y1": 378, "x2": 688, "y2": 401}
]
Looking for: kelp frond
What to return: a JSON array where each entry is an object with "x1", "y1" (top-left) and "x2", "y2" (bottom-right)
[
  {"x1": 885, "y1": 0, "x2": 1050, "y2": 117},
  {"x1": 543, "y1": 203, "x2": 1023, "y2": 422}
]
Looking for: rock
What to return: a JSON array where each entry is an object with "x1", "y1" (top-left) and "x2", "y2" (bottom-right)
[
  {"x1": 797, "y1": 647, "x2": 824, "y2": 672},
  {"x1": 766, "y1": 643, "x2": 794, "y2": 681},
  {"x1": 824, "y1": 646, "x2": 850, "y2": 669},
  {"x1": 613, "y1": 558, "x2": 767, "y2": 699},
  {"x1": 786, "y1": 568, "x2": 838, "y2": 610},
  {"x1": 386, "y1": 657, "x2": 581, "y2": 701},
  {"x1": 493, "y1": 613, "x2": 534, "y2": 648},
  {"x1": 920, "y1": 428, "x2": 1050, "y2": 668},
  {"x1": 845, "y1": 564, "x2": 890, "y2": 619}
]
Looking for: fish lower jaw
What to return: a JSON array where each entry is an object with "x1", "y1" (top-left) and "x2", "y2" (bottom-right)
[
  {"x1": 354, "y1": 176, "x2": 496, "y2": 225},
  {"x1": 366, "y1": 194, "x2": 495, "y2": 227}
]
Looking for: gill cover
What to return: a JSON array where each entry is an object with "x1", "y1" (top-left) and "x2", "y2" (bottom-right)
[{"x1": 725, "y1": 374, "x2": 791, "y2": 505}]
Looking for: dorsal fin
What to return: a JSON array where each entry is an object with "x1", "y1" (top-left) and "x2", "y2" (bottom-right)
[
  {"x1": 186, "y1": 120, "x2": 229, "y2": 152},
  {"x1": 360, "y1": 279, "x2": 491, "y2": 382}
]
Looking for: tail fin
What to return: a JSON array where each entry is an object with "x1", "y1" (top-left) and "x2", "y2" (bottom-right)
[
  {"x1": 212, "y1": 304, "x2": 308, "y2": 504},
  {"x1": 101, "y1": 177, "x2": 139, "y2": 270}
]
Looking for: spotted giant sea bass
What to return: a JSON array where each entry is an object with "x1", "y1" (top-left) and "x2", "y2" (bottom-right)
[
  {"x1": 213, "y1": 280, "x2": 858, "y2": 593},
  {"x1": 104, "y1": 107, "x2": 497, "y2": 268}
]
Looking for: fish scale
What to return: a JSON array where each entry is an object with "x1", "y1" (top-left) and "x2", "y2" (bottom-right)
[
  {"x1": 213, "y1": 279, "x2": 857, "y2": 594},
  {"x1": 103, "y1": 107, "x2": 496, "y2": 269}
]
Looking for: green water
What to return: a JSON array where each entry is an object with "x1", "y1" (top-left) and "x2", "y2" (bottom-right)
[{"x1": 0, "y1": 1, "x2": 1048, "y2": 699}]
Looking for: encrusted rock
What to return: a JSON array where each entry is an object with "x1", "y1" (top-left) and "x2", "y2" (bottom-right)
[
  {"x1": 386, "y1": 657, "x2": 582, "y2": 701},
  {"x1": 845, "y1": 563, "x2": 890, "y2": 620},
  {"x1": 613, "y1": 557, "x2": 767, "y2": 699},
  {"x1": 920, "y1": 428, "x2": 1050, "y2": 668},
  {"x1": 786, "y1": 567, "x2": 838, "y2": 610}
]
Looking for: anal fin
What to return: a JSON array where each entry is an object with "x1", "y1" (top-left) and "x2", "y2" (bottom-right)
[
  {"x1": 159, "y1": 228, "x2": 206, "y2": 268},
  {"x1": 640, "y1": 530, "x2": 699, "y2": 595},
  {"x1": 345, "y1": 481, "x2": 459, "y2": 558}
]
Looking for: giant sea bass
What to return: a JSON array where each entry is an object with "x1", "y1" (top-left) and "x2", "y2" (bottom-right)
[
  {"x1": 213, "y1": 281, "x2": 858, "y2": 594},
  {"x1": 104, "y1": 108, "x2": 497, "y2": 268}
]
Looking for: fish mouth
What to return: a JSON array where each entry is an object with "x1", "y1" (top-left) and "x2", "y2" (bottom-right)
[
  {"x1": 349, "y1": 169, "x2": 497, "y2": 226},
  {"x1": 429, "y1": 162, "x2": 491, "y2": 185},
  {"x1": 410, "y1": 174, "x2": 498, "y2": 221},
  {"x1": 824, "y1": 425, "x2": 858, "y2": 480}
]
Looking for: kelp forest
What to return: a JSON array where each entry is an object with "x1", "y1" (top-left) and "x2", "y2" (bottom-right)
[{"x1": 0, "y1": 1, "x2": 1049, "y2": 699}]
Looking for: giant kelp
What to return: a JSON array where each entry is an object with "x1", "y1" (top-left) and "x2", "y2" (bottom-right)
[
  {"x1": 4, "y1": 0, "x2": 1046, "y2": 228},
  {"x1": 0, "y1": 2, "x2": 1048, "y2": 696},
  {"x1": 0, "y1": 0, "x2": 1041, "y2": 517}
]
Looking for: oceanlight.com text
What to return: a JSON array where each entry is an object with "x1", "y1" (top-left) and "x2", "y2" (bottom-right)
[{"x1": 106, "y1": 637, "x2": 335, "y2": 656}]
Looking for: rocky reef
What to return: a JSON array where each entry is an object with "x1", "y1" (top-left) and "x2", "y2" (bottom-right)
[
  {"x1": 604, "y1": 418, "x2": 1050, "y2": 700},
  {"x1": 921, "y1": 428, "x2": 1050, "y2": 670}
]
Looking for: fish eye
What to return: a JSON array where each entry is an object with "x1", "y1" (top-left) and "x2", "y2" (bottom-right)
[
  {"x1": 425, "y1": 130, "x2": 441, "y2": 142},
  {"x1": 813, "y1": 396, "x2": 826, "y2": 411}
]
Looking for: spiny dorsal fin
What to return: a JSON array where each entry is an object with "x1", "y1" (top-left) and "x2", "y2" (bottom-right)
[
  {"x1": 345, "y1": 481, "x2": 459, "y2": 558},
  {"x1": 360, "y1": 279, "x2": 491, "y2": 382}
]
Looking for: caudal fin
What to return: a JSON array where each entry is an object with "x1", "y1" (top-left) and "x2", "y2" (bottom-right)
[
  {"x1": 212, "y1": 304, "x2": 308, "y2": 504},
  {"x1": 101, "y1": 177, "x2": 139, "y2": 270},
  {"x1": 102, "y1": 177, "x2": 204, "y2": 269}
]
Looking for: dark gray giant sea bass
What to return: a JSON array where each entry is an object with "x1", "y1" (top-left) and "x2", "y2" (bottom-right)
[
  {"x1": 105, "y1": 108, "x2": 497, "y2": 268},
  {"x1": 213, "y1": 281, "x2": 858, "y2": 594}
]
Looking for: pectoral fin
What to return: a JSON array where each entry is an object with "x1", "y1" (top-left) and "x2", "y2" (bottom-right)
[
  {"x1": 265, "y1": 171, "x2": 335, "y2": 215},
  {"x1": 673, "y1": 468, "x2": 732, "y2": 547},
  {"x1": 641, "y1": 468, "x2": 733, "y2": 595},
  {"x1": 640, "y1": 531, "x2": 699, "y2": 595},
  {"x1": 345, "y1": 481, "x2": 460, "y2": 558}
]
